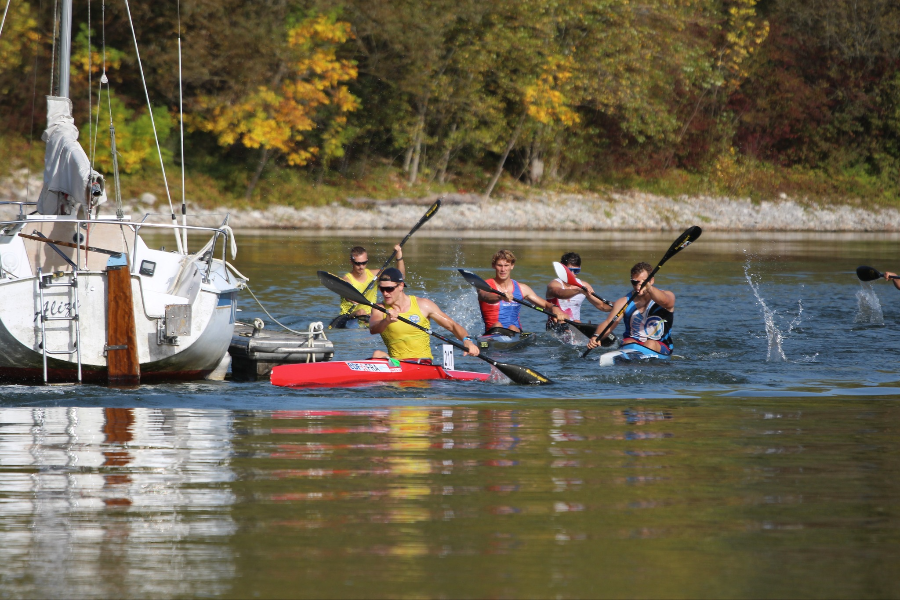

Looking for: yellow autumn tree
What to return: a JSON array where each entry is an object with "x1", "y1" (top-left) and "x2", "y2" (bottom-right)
[
  {"x1": 719, "y1": 0, "x2": 770, "y2": 90},
  {"x1": 190, "y1": 14, "x2": 359, "y2": 200},
  {"x1": 523, "y1": 54, "x2": 580, "y2": 128},
  {"x1": 0, "y1": 2, "x2": 39, "y2": 82}
]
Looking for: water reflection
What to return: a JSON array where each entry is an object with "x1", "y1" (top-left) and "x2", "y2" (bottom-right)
[
  {"x1": 1, "y1": 402, "x2": 898, "y2": 598},
  {"x1": 0, "y1": 408, "x2": 236, "y2": 599}
]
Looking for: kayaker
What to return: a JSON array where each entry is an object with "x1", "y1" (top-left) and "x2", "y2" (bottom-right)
[
  {"x1": 586, "y1": 261, "x2": 675, "y2": 354},
  {"x1": 477, "y1": 249, "x2": 566, "y2": 334},
  {"x1": 339, "y1": 245, "x2": 406, "y2": 321},
  {"x1": 369, "y1": 268, "x2": 480, "y2": 362},
  {"x1": 884, "y1": 271, "x2": 900, "y2": 290},
  {"x1": 545, "y1": 252, "x2": 612, "y2": 331}
]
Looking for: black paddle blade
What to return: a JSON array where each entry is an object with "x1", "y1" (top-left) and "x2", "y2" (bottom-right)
[
  {"x1": 318, "y1": 271, "x2": 374, "y2": 308},
  {"x1": 492, "y1": 361, "x2": 553, "y2": 385},
  {"x1": 402, "y1": 198, "x2": 442, "y2": 242},
  {"x1": 856, "y1": 266, "x2": 883, "y2": 282},
  {"x1": 458, "y1": 268, "x2": 495, "y2": 294},
  {"x1": 659, "y1": 225, "x2": 703, "y2": 266},
  {"x1": 328, "y1": 314, "x2": 352, "y2": 329},
  {"x1": 421, "y1": 197, "x2": 441, "y2": 223}
]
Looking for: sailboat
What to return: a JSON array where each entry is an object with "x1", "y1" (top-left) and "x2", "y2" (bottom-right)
[{"x1": 0, "y1": 0, "x2": 246, "y2": 384}]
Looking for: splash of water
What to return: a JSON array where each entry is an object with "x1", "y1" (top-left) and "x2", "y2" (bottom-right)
[
  {"x1": 855, "y1": 282, "x2": 884, "y2": 325},
  {"x1": 744, "y1": 262, "x2": 804, "y2": 362}
]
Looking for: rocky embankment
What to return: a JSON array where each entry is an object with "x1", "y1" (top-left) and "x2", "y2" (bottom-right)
[{"x1": 2, "y1": 169, "x2": 898, "y2": 231}]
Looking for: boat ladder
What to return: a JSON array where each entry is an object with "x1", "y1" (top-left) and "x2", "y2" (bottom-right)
[{"x1": 37, "y1": 268, "x2": 83, "y2": 383}]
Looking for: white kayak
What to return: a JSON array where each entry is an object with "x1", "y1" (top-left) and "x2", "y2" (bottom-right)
[{"x1": 599, "y1": 342, "x2": 672, "y2": 366}]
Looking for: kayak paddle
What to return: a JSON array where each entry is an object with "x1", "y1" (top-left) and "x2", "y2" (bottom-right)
[
  {"x1": 457, "y1": 269, "x2": 616, "y2": 345},
  {"x1": 328, "y1": 197, "x2": 442, "y2": 329},
  {"x1": 856, "y1": 266, "x2": 900, "y2": 282},
  {"x1": 582, "y1": 225, "x2": 702, "y2": 358},
  {"x1": 318, "y1": 271, "x2": 553, "y2": 385}
]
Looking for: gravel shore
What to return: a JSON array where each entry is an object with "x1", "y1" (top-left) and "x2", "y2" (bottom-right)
[{"x1": 3, "y1": 169, "x2": 899, "y2": 231}]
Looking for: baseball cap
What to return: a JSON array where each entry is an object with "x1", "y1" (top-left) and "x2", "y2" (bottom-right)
[{"x1": 378, "y1": 267, "x2": 404, "y2": 283}]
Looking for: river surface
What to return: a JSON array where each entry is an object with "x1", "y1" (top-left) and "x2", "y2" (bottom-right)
[{"x1": 1, "y1": 231, "x2": 899, "y2": 598}]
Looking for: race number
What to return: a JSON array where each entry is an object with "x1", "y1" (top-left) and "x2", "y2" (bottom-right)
[{"x1": 442, "y1": 345, "x2": 455, "y2": 371}]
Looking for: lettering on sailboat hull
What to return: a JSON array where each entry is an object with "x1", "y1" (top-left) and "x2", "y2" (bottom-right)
[{"x1": 33, "y1": 301, "x2": 74, "y2": 322}]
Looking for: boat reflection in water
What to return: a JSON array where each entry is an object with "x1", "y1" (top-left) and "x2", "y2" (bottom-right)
[
  {"x1": 0, "y1": 407, "x2": 236, "y2": 598},
  {"x1": 1, "y1": 401, "x2": 894, "y2": 598}
]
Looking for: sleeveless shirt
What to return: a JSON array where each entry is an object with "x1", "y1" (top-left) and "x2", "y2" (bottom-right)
[
  {"x1": 623, "y1": 292, "x2": 674, "y2": 352},
  {"x1": 478, "y1": 279, "x2": 523, "y2": 332},
  {"x1": 379, "y1": 296, "x2": 433, "y2": 360},
  {"x1": 339, "y1": 270, "x2": 376, "y2": 315}
]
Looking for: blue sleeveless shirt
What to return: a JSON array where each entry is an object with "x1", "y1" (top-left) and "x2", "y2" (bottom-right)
[{"x1": 623, "y1": 292, "x2": 674, "y2": 351}]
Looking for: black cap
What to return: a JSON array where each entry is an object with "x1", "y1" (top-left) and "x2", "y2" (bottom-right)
[{"x1": 378, "y1": 267, "x2": 404, "y2": 283}]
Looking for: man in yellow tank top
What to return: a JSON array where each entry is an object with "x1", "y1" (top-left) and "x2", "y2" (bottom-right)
[
  {"x1": 369, "y1": 268, "x2": 480, "y2": 362},
  {"x1": 339, "y1": 245, "x2": 406, "y2": 319}
]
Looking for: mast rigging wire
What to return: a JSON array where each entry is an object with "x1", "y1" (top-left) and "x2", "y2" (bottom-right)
[
  {"x1": 122, "y1": 0, "x2": 184, "y2": 254},
  {"x1": 0, "y1": 0, "x2": 13, "y2": 39}
]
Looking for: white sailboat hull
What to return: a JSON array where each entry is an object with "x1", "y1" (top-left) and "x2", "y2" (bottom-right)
[{"x1": 0, "y1": 271, "x2": 237, "y2": 383}]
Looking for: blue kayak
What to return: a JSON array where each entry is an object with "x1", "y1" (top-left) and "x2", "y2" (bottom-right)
[{"x1": 598, "y1": 342, "x2": 671, "y2": 366}]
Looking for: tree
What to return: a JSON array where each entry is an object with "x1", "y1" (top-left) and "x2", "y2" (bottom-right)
[{"x1": 189, "y1": 14, "x2": 359, "y2": 200}]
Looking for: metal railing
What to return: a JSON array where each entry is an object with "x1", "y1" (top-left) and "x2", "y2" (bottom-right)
[{"x1": 0, "y1": 214, "x2": 233, "y2": 283}]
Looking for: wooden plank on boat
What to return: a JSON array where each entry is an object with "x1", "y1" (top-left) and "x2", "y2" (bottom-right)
[{"x1": 106, "y1": 265, "x2": 140, "y2": 386}]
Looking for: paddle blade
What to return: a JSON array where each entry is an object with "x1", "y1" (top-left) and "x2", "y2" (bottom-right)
[
  {"x1": 492, "y1": 361, "x2": 553, "y2": 385},
  {"x1": 571, "y1": 321, "x2": 618, "y2": 345},
  {"x1": 407, "y1": 197, "x2": 442, "y2": 238},
  {"x1": 658, "y1": 225, "x2": 703, "y2": 268},
  {"x1": 423, "y1": 197, "x2": 441, "y2": 221},
  {"x1": 856, "y1": 266, "x2": 883, "y2": 282},
  {"x1": 458, "y1": 268, "x2": 496, "y2": 294},
  {"x1": 318, "y1": 271, "x2": 373, "y2": 307},
  {"x1": 327, "y1": 314, "x2": 352, "y2": 329},
  {"x1": 553, "y1": 261, "x2": 579, "y2": 286}
]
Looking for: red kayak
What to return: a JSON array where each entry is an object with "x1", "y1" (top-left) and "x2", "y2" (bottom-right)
[{"x1": 271, "y1": 359, "x2": 491, "y2": 388}]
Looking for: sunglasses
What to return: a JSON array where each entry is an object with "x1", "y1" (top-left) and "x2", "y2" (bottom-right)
[
  {"x1": 351, "y1": 259, "x2": 368, "y2": 266},
  {"x1": 630, "y1": 279, "x2": 645, "y2": 286},
  {"x1": 567, "y1": 267, "x2": 581, "y2": 274},
  {"x1": 379, "y1": 285, "x2": 399, "y2": 293}
]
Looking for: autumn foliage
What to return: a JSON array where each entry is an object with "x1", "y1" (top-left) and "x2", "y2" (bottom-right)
[
  {"x1": 2, "y1": 0, "x2": 900, "y2": 203},
  {"x1": 189, "y1": 14, "x2": 358, "y2": 167}
]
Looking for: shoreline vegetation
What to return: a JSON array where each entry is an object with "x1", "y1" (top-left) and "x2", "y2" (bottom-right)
[
  {"x1": 3, "y1": 0, "x2": 900, "y2": 234},
  {"x1": 3, "y1": 163, "x2": 899, "y2": 232}
]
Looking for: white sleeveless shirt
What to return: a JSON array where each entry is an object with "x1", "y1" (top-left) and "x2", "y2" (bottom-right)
[{"x1": 547, "y1": 278, "x2": 586, "y2": 320}]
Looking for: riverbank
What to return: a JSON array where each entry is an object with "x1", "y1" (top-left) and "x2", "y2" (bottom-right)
[{"x1": 2, "y1": 168, "x2": 898, "y2": 231}]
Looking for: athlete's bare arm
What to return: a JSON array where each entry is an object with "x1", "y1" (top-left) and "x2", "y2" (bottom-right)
[
  {"x1": 393, "y1": 245, "x2": 407, "y2": 278},
  {"x1": 477, "y1": 288, "x2": 502, "y2": 303},
  {"x1": 368, "y1": 304, "x2": 396, "y2": 334},
  {"x1": 547, "y1": 280, "x2": 582, "y2": 300},
  {"x1": 579, "y1": 281, "x2": 613, "y2": 312},
  {"x1": 637, "y1": 280, "x2": 675, "y2": 311},
  {"x1": 520, "y1": 283, "x2": 567, "y2": 320},
  {"x1": 586, "y1": 296, "x2": 628, "y2": 349}
]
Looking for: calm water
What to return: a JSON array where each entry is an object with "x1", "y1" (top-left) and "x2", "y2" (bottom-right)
[{"x1": 1, "y1": 231, "x2": 900, "y2": 598}]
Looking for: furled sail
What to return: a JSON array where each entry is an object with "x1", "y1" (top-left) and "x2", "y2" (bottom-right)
[{"x1": 37, "y1": 96, "x2": 107, "y2": 215}]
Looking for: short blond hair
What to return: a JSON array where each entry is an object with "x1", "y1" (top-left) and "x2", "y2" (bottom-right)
[{"x1": 491, "y1": 249, "x2": 516, "y2": 266}]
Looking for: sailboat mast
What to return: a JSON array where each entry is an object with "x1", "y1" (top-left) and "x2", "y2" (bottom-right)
[{"x1": 58, "y1": 0, "x2": 72, "y2": 98}]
